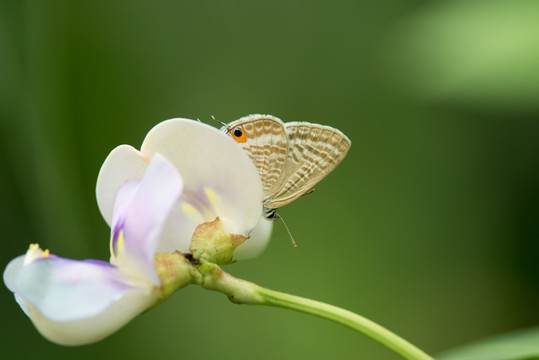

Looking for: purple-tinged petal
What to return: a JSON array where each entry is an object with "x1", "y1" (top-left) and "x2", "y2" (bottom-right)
[
  {"x1": 6, "y1": 255, "x2": 160, "y2": 346},
  {"x1": 111, "y1": 153, "x2": 183, "y2": 284},
  {"x1": 16, "y1": 257, "x2": 135, "y2": 322},
  {"x1": 110, "y1": 179, "x2": 140, "y2": 257}
]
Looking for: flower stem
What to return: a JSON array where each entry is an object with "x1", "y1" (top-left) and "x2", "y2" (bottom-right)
[
  {"x1": 197, "y1": 262, "x2": 433, "y2": 360},
  {"x1": 256, "y1": 286, "x2": 433, "y2": 360}
]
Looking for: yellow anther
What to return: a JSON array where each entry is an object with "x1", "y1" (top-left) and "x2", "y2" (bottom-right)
[
  {"x1": 181, "y1": 202, "x2": 199, "y2": 215},
  {"x1": 204, "y1": 187, "x2": 218, "y2": 205},
  {"x1": 117, "y1": 231, "x2": 125, "y2": 250}
]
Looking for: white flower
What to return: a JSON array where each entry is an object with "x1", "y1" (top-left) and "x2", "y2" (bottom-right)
[
  {"x1": 3, "y1": 155, "x2": 184, "y2": 345},
  {"x1": 96, "y1": 118, "x2": 272, "y2": 259},
  {"x1": 3, "y1": 119, "x2": 273, "y2": 345}
]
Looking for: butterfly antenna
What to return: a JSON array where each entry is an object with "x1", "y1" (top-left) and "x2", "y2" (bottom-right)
[
  {"x1": 211, "y1": 115, "x2": 228, "y2": 130},
  {"x1": 275, "y1": 213, "x2": 298, "y2": 248}
]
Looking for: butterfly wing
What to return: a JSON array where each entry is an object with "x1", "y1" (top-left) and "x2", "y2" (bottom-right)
[
  {"x1": 225, "y1": 115, "x2": 289, "y2": 197},
  {"x1": 265, "y1": 122, "x2": 351, "y2": 209}
]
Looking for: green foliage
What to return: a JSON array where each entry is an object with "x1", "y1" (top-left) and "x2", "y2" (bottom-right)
[{"x1": 439, "y1": 327, "x2": 539, "y2": 360}]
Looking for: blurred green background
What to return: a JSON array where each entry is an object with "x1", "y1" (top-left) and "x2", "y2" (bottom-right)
[{"x1": 1, "y1": 1, "x2": 538, "y2": 359}]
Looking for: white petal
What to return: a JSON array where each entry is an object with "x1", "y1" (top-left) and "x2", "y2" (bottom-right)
[
  {"x1": 234, "y1": 217, "x2": 273, "y2": 260},
  {"x1": 23, "y1": 288, "x2": 159, "y2": 346},
  {"x1": 3, "y1": 255, "x2": 24, "y2": 292},
  {"x1": 140, "y1": 119, "x2": 264, "y2": 236},
  {"x1": 96, "y1": 145, "x2": 148, "y2": 226},
  {"x1": 95, "y1": 119, "x2": 267, "y2": 256},
  {"x1": 155, "y1": 196, "x2": 205, "y2": 253}
]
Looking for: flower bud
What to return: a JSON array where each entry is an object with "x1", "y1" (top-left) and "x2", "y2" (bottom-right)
[{"x1": 189, "y1": 217, "x2": 248, "y2": 265}]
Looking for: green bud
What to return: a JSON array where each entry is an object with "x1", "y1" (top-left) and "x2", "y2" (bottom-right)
[{"x1": 189, "y1": 217, "x2": 248, "y2": 265}]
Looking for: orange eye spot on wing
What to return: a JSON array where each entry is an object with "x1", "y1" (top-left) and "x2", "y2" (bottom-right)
[{"x1": 231, "y1": 126, "x2": 247, "y2": 143}]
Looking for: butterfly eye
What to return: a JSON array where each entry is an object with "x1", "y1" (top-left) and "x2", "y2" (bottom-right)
[{"x1": 231, "y1": 126, "x2": 247, "y2": 143}]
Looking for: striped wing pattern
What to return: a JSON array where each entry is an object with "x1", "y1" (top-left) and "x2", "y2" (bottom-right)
[
  {"x1": 225, "y1": 114, "x2": 351, "y2": 213},
  {"x1": 226, "y1": 116, "x2": 289, "y2": 195},
  {"x1": 266, "y1": 122, "x2": 351, "y2": 209}
]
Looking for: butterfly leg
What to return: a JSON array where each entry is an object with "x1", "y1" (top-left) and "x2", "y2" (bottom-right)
[
  {"x1": 266, "y1": 210, "x2": 298, "y2": 248},
  {"x1": 301, "y1": 188, "x2": 316, "y2": 197}
]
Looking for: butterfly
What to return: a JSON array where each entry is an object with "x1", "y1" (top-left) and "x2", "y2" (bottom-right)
[{"x1": 222, "y1": 114, "x2": 351, "y2": 223}]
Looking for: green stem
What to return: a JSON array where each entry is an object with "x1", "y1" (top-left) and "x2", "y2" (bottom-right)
[
  {"x1": 197, "y1": 262, "x2": 433, "y2": 360},
  {"x1": 257, "y1": 286, "x2": 433, "y2": 360}
]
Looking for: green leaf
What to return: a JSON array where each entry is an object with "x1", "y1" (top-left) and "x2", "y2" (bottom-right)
[{"x1": 438, "y1": 327, "x2": 539, "y2": 360}]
